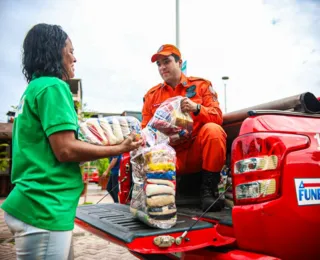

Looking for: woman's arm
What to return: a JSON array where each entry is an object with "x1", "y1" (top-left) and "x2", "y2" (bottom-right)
[{"x1": 49, "y1": 131, "x2": 140, "y2": 162}]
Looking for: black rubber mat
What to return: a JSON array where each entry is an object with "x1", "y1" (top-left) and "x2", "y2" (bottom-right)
[
  {"x1": 76, "y1": 203, "x2": 213, "y2": 243},
  {"x1": 177, "y1": 206, "x2": 232, "y2": 226}
]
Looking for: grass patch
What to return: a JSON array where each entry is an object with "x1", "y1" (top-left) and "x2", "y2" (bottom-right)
[{"x1": 81, "y1": 201, "x2": 93, "y2": 205}]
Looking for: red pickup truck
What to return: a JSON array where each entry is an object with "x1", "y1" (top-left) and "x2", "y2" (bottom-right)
[{"x1": 75, "y1": 92, "x2": 320, "y2": 260}]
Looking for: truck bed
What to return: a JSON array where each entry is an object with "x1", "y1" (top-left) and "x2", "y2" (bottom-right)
[
  {"x1": 75, "y1": 203, "x2": 235, "y2": 254},
  {"x1": 76, "y1": 203, "x2": 214, "y2": 244}
]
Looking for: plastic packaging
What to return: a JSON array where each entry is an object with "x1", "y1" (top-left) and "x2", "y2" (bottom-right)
[
  {"x1": 141, "y1": 127, "x2": 169, "y2": 148},
  {"x1": 147, "y1": 96, "x2": 193, "y2": 145},
  {"x1": 130, "y1": 134, "x2": 177, "y2": 229},
  {"x1": 78, "y1": 116, "x2": 141, "y2": 146}
]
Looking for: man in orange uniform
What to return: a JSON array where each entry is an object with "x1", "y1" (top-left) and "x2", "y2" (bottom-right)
[{"x1": 142, "y1": 44, "x2": 227, "y2": 211}]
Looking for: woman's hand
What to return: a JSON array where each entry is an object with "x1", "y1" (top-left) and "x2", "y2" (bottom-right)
[{"x1": 119, "y1": 132, "x2": 143, "y2": 153}]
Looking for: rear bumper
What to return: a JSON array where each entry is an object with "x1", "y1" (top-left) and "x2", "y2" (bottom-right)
[
  {"x1": 130, "y1": 248, "x2": 279, "y2": 260},
  {"x1": 182, "y1": 248, "x2": 279, "y2": 260}
]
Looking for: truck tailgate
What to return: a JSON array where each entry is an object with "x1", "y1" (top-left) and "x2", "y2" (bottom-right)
[{"x1": 75, "y1": 203, "x2": 235, "y2": 254}]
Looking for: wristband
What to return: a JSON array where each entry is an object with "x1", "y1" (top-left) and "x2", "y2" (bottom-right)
[{"x1": 193, "y1": 104, "x2": 201, "y2": 116}]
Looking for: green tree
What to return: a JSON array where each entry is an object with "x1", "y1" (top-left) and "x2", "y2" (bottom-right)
[{"x1": 95, "y1": 158, "x2": 110, "y2": 177}]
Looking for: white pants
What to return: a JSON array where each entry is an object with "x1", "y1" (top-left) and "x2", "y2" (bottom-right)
[{"x1": 4, "y1": 212, "x2": 73, "y2": 260}]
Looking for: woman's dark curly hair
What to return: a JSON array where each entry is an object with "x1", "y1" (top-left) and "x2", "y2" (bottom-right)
[{"x1": 22, "y1": 23, "x2": 69, "y2": 83}]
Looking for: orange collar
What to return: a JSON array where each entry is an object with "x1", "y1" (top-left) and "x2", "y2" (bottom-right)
[
  {"x1": 179, "y1": 73, "x2": 189, "y2": 87},
  {"x1": 162, "y1": 73, "x2": 189, "y2": 88}
]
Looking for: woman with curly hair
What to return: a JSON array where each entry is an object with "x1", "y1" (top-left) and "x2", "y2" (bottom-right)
[{"x1": 1, "y1": 23, "x2": 142, "y2": 259}]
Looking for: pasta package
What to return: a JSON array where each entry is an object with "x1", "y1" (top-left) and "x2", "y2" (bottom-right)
[
  {"x1": 130, "y1": 141, "x2": 177, "y2": 229},
  {"x1": 78, "y1": 116, "x2": 141, "y2": 146},
  {"x1": 147, "y1": 96, "x2": 193, "y2": 144}
]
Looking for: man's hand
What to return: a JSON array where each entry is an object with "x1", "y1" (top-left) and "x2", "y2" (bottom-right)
[
  {"x1": 181, "y1": 97, "x2": 197, "y2": 113},
  {"x1": 119, "y1": 132, "x2": 143, "y2": 153},
  {"x1": 169, "y1": 134, "x2": 189, "y2": 146}
]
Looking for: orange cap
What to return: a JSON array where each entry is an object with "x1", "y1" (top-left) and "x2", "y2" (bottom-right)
[{"x1": 151, "y1": 44, "x2": 181, "y2": 63}]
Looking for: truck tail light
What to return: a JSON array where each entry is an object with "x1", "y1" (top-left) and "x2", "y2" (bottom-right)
[{"x1": 231, "y1": 133, "x2": 309, "y2": 205}]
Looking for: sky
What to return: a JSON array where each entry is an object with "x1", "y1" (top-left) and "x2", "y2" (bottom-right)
[{"x1": 0, "y1": 0, "x2": 319, "y2": 122}]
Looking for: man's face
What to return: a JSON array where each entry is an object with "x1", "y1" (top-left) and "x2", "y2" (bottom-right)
[{"x1": 156, "y1": 55, "x2": 182, "y2": 83}]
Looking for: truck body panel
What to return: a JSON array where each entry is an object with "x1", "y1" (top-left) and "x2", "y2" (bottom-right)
[{"x1": 231, "y1": 114, "x2": 320, "y2": 259}]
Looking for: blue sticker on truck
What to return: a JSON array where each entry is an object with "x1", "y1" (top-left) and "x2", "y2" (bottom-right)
[{"x1": 295, "y1": 178, "x2": 320, "y2": 206}]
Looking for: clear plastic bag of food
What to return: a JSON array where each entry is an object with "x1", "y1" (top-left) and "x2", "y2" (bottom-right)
[
  {"x1": 78, "y1": 116, "x2": 141, "y2": 146},
  {"x1": 130, "y1": 126, "x2": 170, "y2": 180},
  {"x1": 129, "y1": 181, "x2": 145, "y2": 215},
  {"x1": 130, "y1": 142, "x2": 177, "y2": 229},
  {"x1": 147, "y1": 96, "x2": 193, "y2": 144},
  {"x1": 141, "y1": 127, "x2": 169, "y2": 147},
  {"x1": 130, "y1": 127, "x2": 175, "y2": 176}
]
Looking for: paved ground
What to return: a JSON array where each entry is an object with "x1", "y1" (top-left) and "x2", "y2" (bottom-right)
[{"x1": 0, "y1": 183, "x2": 138, "y2": 260}]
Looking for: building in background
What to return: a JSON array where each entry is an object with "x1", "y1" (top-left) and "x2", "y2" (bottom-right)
[
  {"x1": 89, "y1": 112, "x2": 121, "y2": 118},
  {"x1": 0, "y1": 123, "x2": 13, "y2": 196},
  {"x1": 67, "y1": 78, "x2": 83, "y2": 115},
  {"x1": 121, "y1": 110, "x2": 142, "y2": 121},
  {"x1": 5, "y1": 111, "x2": 15, "y2": 123}
]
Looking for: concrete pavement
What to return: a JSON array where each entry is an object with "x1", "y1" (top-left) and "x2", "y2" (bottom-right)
[{"x1": 0, "y1": 183, "x2": 138, "y2": 260}]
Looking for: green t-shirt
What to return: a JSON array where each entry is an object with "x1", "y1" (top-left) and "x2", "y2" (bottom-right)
[{"x1": 1, "y1": 76, "x2": 83, "y2": 231}]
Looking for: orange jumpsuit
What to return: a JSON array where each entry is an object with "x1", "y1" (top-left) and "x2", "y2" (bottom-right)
[{"x1": 142, "y1": 73, "x2": 226, "y2": 174}]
